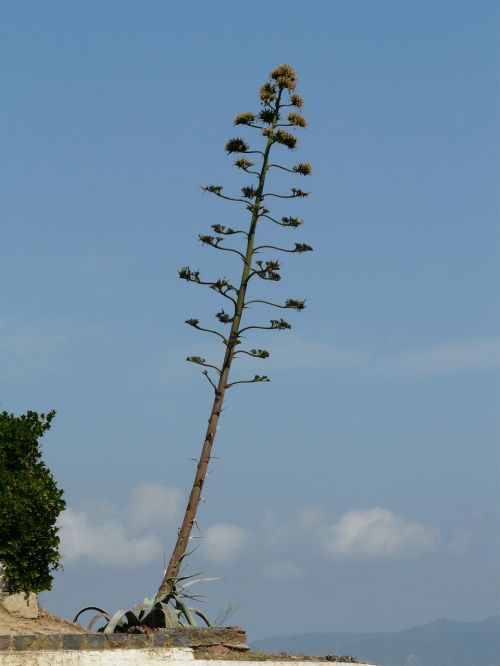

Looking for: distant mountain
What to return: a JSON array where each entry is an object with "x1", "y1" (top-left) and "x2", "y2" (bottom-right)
[{"x1": 250, "y1": 616, "x2": 500, "y2": 666}]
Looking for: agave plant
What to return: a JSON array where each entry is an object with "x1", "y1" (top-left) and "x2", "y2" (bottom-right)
[{"x1": 74, "y1": 574, "x2": 218, "y2": 632}]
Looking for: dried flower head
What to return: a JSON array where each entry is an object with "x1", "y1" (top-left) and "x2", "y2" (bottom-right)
[
  {"x1": 285, "y1": 299, "x2": 306, "y2": 311},
  {"x1": 281, "y1": 216, "x2": 303, "y2": 227},
  {"x1": 199, "y1": 234, "x2": 223, "y2": 246},
  {"x1": 287, "y1": 112, "x2": 307, "y2": 128},
  {"x1": 260, "y1": 82, "x2": 277, "y2": 103},
  {"x1": 293, "y1": 162, "x2": 312, "y2": 176},
  {"x1": 179, "y1": 267, "x2": 201, "y2": 282},
  {"x1": 270, "y1": 318, "x2": 292, "y2": 330},
  {"x1": 203, "y1": 184, "x2": 223, "y2": 195},
  {"x1": 258, "y1": 108, "x2": 275, "y2": 124},
  {"x1": 186, "y1": 356, "x2": 206, "y2": 365},
  {"x1": 234, "y1": 112, "x2": 256, "y2": 126},
  {"x1": 293, "y1": 243, "x2": 313, "y2": 253},
  {"x1": 274, "y1": 129, "x2": 297, "y2": 149},
  {"x1": 291, "y1": 188, "x2": 309, "y2": 198},
  {"x1": 250, "y1": 349, "x2": 270, "y2": 359},
  {"x1": 290, "y1": 94, "x2": 304, "y2": 108},
  {"x1": 241, "y1": 186, "x2": 257, "y2": 199},
  {"x1": 216, "y1": 310, "x2": 232, "y2": 323},
  {"x1": 225, "y1": 138, "x2": 249, "y2": 154},
  {"x1": 212, "y1": 224, "x2": 237, "y2": 235},
  {"x1": 270, "y1": 64, "x2": 297, "y2": 91}
]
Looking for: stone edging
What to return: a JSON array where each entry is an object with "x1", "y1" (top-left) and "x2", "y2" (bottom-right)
[{"x1": 0, "y1": 627, "x2": 247, "y2": 653}]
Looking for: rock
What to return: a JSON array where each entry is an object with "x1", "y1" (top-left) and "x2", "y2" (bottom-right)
[{"x1": 1, "y1": 592, "x2": 39, "y2": 619}]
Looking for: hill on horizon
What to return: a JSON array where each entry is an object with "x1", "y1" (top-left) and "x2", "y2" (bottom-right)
[{"x1": 250, "y1": 616, "x2": 500, "y2": 666}]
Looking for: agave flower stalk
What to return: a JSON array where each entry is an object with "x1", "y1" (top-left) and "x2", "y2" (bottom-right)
[{"x1": 157, "y1": 65, "x2": 312, "y2": 601}]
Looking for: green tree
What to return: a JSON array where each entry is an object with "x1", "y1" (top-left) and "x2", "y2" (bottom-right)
[
  {"x1": 0, "y1": 410, "x2": 65, "y2": 594},
  {"x1": 157, "y1": 64, "x2": 312, "y2": 599}
]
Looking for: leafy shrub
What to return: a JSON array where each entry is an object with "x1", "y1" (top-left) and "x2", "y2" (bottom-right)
[{"x1": 0, "y1": 410, "x2": 65, "y2": 594}]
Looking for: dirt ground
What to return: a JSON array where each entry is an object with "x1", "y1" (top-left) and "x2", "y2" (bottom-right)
[{"x1": 0, "y1": 605, "x2": 86, "y2": 635}]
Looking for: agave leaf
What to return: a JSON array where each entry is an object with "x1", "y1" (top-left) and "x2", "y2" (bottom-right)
[
  {"x1": 124, "y1": 610, "x2": 141, "y2": 628},
  {"x1": 177, "y1": 572, "x2": 203, "y2": 582},
  {"x1": 175, "y1": 597, "x2": 197, "y2": 626},
  {"x1": 73, "y1": 606, "x2": 110, "y2": 624},
  {"x1": 179, "y1": 576, "x2": 223, "y2": 590},
  {"x1": 159, "y1": 602, "x2": 181, "y2": 628},
  {"x1": 131, "y1": 602, "x2": 148, "y2": 620},
  {"x1": 87, "y1": 612, "x2": 111, "y2": 632},
  {"x1": 103, "y1": 609, "x2": 128, "y2": 634},
  {"x1": 191, "y1": 607, "x2": 212, "y2": 627}
]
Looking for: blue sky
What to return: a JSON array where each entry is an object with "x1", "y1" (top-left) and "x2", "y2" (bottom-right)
[{"x1": 1, "y1": 0, "x2": 499, "y2": 640}]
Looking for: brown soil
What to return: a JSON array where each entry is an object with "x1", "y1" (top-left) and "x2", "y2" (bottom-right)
[{"x1": 0, "y1": 605, "x2": 86, "y2": 635}]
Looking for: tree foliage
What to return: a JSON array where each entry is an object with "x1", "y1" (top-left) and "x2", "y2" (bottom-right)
[{"x1": 0, "y1": 410, "x2": 65, "y2": 594}]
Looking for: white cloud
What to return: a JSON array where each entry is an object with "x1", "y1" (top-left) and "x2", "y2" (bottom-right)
[
  {"x1": 322, "y1": 508, "x2": 439, "y2": 561},
  {"x1": 202, "y1": 523, "x2": 249, "y2": 564},
  {"x1": 59, "y1": 508, "x2": 162, "y2": 567},
  {"x1": 127, "y1": 483, "x2": 183, "y2": 531},
  {"x1": 58, "y1": 483, "x2": 182, "y2": 567},
  {"x1": 262, "y1": 561, "x2": 303, "y2": 582}
]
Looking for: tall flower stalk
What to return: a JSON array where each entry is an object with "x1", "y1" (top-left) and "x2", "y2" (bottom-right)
[{"x1": 157, "y1": 64, "x2": 312, "y2": 600}]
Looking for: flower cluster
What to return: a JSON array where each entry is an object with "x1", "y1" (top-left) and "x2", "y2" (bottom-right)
[
  {"x1": 186, "y1": 356, "x2": 206, "y2": 365},
  {"x1": 234, "y1": 112, "x2": 256, "y2": 126},
  {"x1": 293, "y1": 243, "x2": 313, "y2": 253},
  {"x1": 260, "y1": 82, "x2": 277, "y2": 104},
  {"x1": 270, "y1": 319, "x2": 292, "y2": 330},
  {"x1": 287, "y1": 112, "x2": 307, "y2": 127},
  {"x1": 291, "y1": 188, "x2": 309, "y2": 198},
  {"x1": 274, "y1": 129, "x2": 297, "y2": 149},
  {"x1": 255, "y1": 259, "x2": 281, "y2": 281},
  {"x1": 215, "y1": 309, "x2": 232, "y2": 323},
  {"x1": 270, "y1": 64, "x2": 297, "y2": 91},
  {"x1": 212, "y1": 224, "x2": 238, "y2": 235},
  {"x1": 293, "y1": 162, "x2": 312, "y2": 176},
  {"x1": 281, "y1": 216, "x2": 303, "y2": 227},
  {"x1": 285, "y1": 299, "x2": 306, "y2": 311},
  {"x1": 179, "y1": 267, "x2": 201, "y2": 282},
  {"x1": 203, "y1": 184, "x2": 223, "y2": 194},
  {"x1": 250, "y1": 349, "x2": 270, "y2": 359},
  {"x1": 199, "y1": 234, "x2": 223, "y2": 247},
  {"x1": 258, "y1": 108, "x2": 275, "y2": 123},
  {"x1": 211, "y1": 277, "x2": 235, "y2": 293},
  {"x1": 241, "y1": 185, "x2": 257, "y2": 199},
  {"x1": 234, "y1": 157, "x2": 255, "y2": 170},
  {"x1": 225, "y1": 138, "x2": 249, "y2": 153}
]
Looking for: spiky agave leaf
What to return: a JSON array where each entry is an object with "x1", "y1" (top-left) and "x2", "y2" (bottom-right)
[
  {"x1": 158, "y1": 602, "x2": 182, "y2": 628},
  {"x1": 86, "y1": 612, "x2": 111, "y2": 632},
  {"x1": 103, "y1": 609, "x2": 129, "y2": 634}
]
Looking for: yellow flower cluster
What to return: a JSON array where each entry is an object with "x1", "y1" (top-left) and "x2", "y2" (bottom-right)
[{"x1": 270, "y1": 64, "x2": 297, "y2": 91}]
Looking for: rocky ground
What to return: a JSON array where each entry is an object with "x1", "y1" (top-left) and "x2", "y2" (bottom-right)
[{"x1": 0, "y1": 605, "x2": 86, "y2": 635}]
